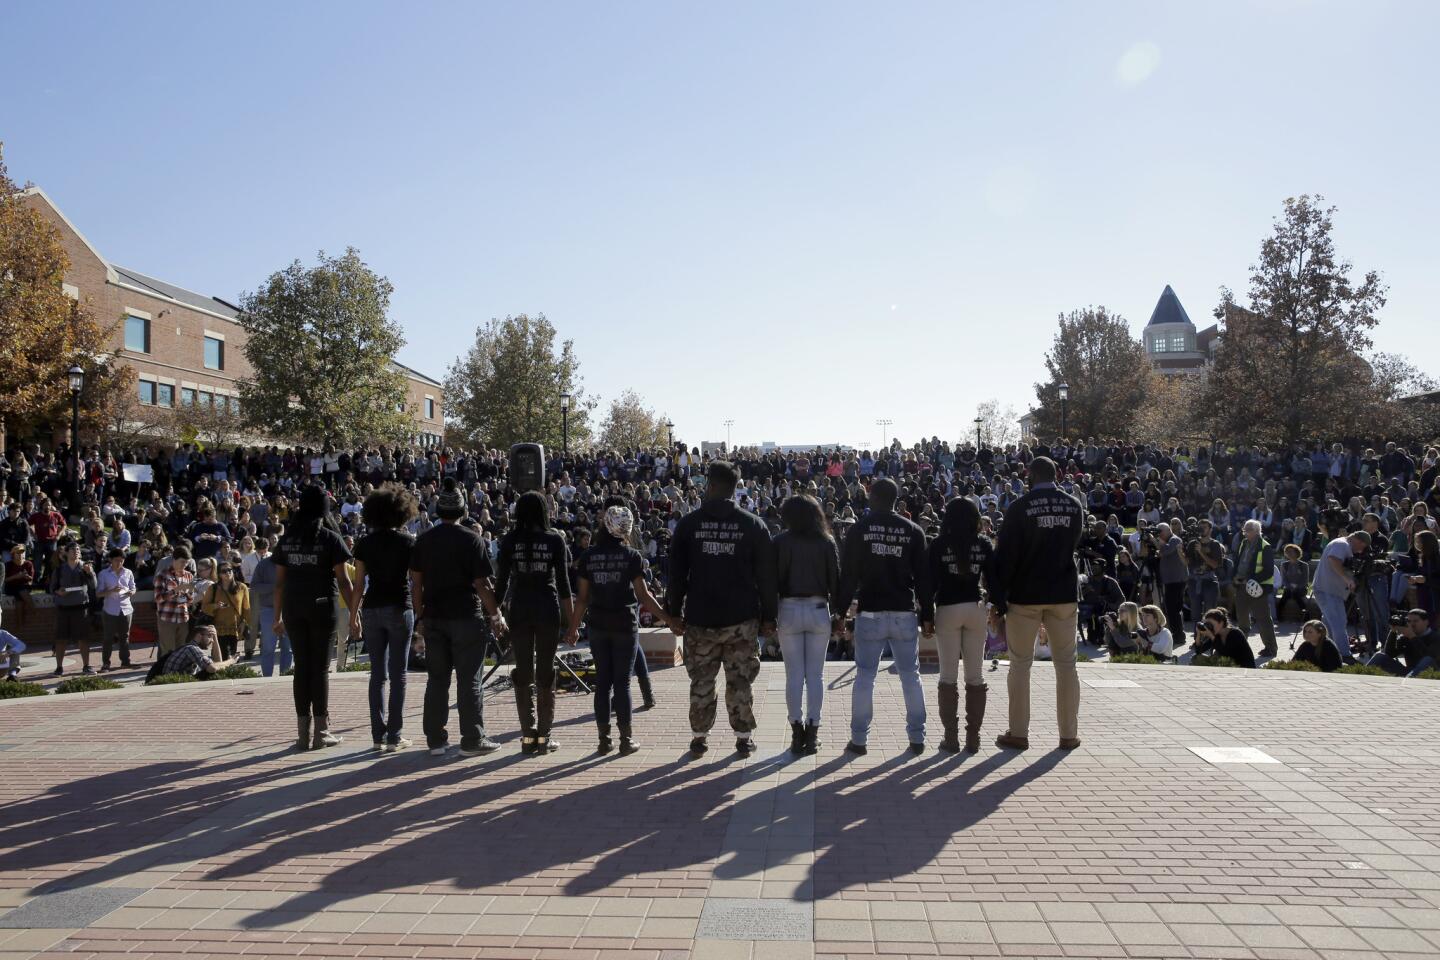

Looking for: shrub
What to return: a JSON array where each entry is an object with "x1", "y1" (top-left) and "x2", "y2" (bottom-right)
[
  {"x1": 1190, "y1": 655, "x2": 1240, "y2": 668},
  {"x1": 203, "y1": 664, "x2": 260, "y2": 681},
  {"x1": 0, "y1": 680, "x2": 48, "y2": 698},
  {"x1": 1109, "y1": 652, "x2": 1162, "y2": 665},
  {"x1": 1075, "y1": 652, "x2": 1093, "y2": 663},
  {"x1": 1337, "y1": 663, "x2": 1390, "y2": 676},
  {"x1": 339, "y1": 661, "x2": 372, "y2": 672},
  {"x1": 1264, "y1": 659, "x2": 1321, "y2": 672},
  {"x1": 54, "y1": 675, "x2": 124, "y2": 695},
  {"x1": 1415, "y1": 668, "x2": 1440, "y2": 681},
  {"x1": 147, "y1": 673, "x2": 199, "y2": 685}
]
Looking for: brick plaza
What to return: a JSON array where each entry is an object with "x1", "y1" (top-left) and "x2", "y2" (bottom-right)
[{"x1": 1, "y1": 661, "x2": 1438, "y2": 960}]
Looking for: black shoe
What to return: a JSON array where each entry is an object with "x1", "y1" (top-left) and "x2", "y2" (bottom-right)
[
  {"x1": 789, "y1": 721, "x2": 806, "y2": 755},
  {"x1": 640, "y1": 692, "x2": 656, "y2": 711},
  {"x1": 458, "y1": 737, "x2": 500, "y2": 757},
  {"x1": 120, "y1": 660, "x2": 132, "y2": 668},
  {"x1": 844, "y1": 741, "x2": 868, "y2": 756},
  {"x1": 804, "y1": 722, "x2": 820, "y2": 756},
  {"x1": 52, "y1": 667, "x2": 64, "y2": 677},
  {"x1": 909, "y1": 741, "x2": 925, "y2": 755},
  {"x1": 619, "y1": 736, "x2": 639, "y2": 755},
  {"x1": 82, "y1": 666, "x2": 96, "y2": 676},
  {"x1": 520, "y1": 738, "x2": 537, "y2": 756},
  {"x1": 735, "y1": 737, "x2": 757, "y2": 756},
  {"x1": 689, "y1": 736, "x2": 708, "y2": 756},
  {"x1": 99, "y1": 663, "x2": 112, "y2": 673},
  {"x1": 536, "y1": 736, "x2": 557, "y2": 754}
]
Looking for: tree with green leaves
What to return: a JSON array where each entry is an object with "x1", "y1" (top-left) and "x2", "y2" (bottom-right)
[
  {"x1": 445, "y1": 314, "x2": 594, "y2": 451},
  {"x1": 1199, "y1": 195, "x2": 1387, "y2": 445},
  {"x1": 1032, "y1": 306, "x2": 1149, "y2": 439},
  {"x1": 236, "y1": 248, "x2": 411, "y2": 446},
  {"x1": 599, "y1": 389, "x2": 670, "y2": 452}
]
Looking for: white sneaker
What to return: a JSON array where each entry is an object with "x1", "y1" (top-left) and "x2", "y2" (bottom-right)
[
  {"x1": 373, "y1": 741, "x2": 385, "y2": 751},
  {"x1": 429, "y1": 746, "x2": 448, "y2": 757},
  {"x1": 386, "y1": 738, "x2": 413, "y2": 753}
]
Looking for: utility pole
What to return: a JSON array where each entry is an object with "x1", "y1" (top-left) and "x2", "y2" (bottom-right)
[{"x1": 875, "y1": 418, "x2": 893, "y2": 448}]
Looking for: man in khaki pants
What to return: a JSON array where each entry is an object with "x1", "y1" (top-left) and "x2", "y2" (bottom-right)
[{"x1": 989, "y1": 457, "x2": 1085, "y2": 750}]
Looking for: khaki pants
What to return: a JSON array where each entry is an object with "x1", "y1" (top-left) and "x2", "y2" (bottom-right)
[
  {"x1": 1004, "y1": 602, "x2": 1080, "y2": 740},
  {"x1": 935, "y1": 601, "x2": 987, "y2": 686},
  {"x1": 156, "y1": 619, "x2": 189, "y2": 657}
]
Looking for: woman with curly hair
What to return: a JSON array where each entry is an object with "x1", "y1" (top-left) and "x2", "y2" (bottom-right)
[{"x1": 351, "y1": 484, "x2": 420, "y2": 751}]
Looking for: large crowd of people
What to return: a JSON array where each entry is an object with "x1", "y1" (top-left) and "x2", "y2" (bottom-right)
[{"x1": 0, "y1": 435, "x2": 1437, "y2": 755}]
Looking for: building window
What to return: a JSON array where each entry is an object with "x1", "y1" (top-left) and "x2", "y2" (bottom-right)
[
  {"x1": 227, "y1": 396, "x2": 240, "y2": 416},
  {"x1": 1151, "y1": 336, "x2": 1167, "y2": 354},
  {"x1": 157, "y1": 383, "x2": 174, "y2": 407},
  {"x1": 125, "y1": 314, "x2": 150, "y2": 353},
  {"x1": 181, "y1": 387, "x2": 196, "y2": 407},
  {"x1": 138, "y1": 380, "x2": 156, "y2": 405},
  {"x1": 199, "y1": 391, "x2": 214, "y2": 408},
  {"x1": 425, "y1": 398, "x2": 435, "y2": 419},
  {"x1": 1169, "y1": 335, "x2": 1188, "y2": 352},
  {"x1": 204, "y1": 336, "x2": 224, "y2": 370}
]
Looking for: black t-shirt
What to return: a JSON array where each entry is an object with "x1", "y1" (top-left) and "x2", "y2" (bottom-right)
[
  {"x1": 1293, "y1": 638, "x2": 1342, "y2": 672},
  {"x1": 274, "y1": 523, "x2": 351, "y2": 606},
  {"x1": 409, "y1": 522, "x2": 493, "y2": 620},
  {"x1": 354, "y1": 528, "x2": 414, "y2": 610},
  {"x1": 578, "y1": 539, "x2": 644, "y2": 632},
  {"x1": 496, "y1": 529, "x2": 572, "y2": 623}
]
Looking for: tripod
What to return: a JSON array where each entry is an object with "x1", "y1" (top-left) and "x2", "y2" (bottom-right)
[{"x1": 481, "y1": 633, "x2": 593, "y2": 693}]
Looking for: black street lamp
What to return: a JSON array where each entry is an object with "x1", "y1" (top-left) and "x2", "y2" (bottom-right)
[
  {"x1": 973, "y1": 415, "x2": 984, "y2": 450},
  {"x1": 1058, "y1": 381, "x2": 1069, "y2": 440},
  {"x1": 665, "y1": 420, "x2": 674, "y2": 450},
  {"x1": 560, "y1": 392, "x2": 571, "y2": 457},
  {"x1": 68, "y1": 363, "x2": 85, "y2": 516}
]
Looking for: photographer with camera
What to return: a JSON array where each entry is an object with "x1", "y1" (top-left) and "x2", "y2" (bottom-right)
[
  {"x1": 1103, "y1": 602, "x2": 1173, "y2": 660},
  {"x1": 1353, "y1": 513, "x2": 1394, "y2": 655},
  {"x1": 1078, "y1": 568, "x2": 1125, "y2": 645},
  {"x1": 1193, "y1": 607, "x2": 1257, "y2": 668},
  {"x1": 1153, "y1": 522, "x2": 1188, "y2": 646},
  {"x1": 1078, "y1": 520, "x2": 1117, "y2": 579},
  {"x1": 1312, "y1": 530, "x2": 1372, "y2": 661},
  {"x1": 1366, "y1": 608, "x2": 1439, "y2": 677},
  {"x1": 1231, "y1": 519, "x2": 1278, "y2": 657},
  {"x1": 1133, "y1": 519, "x2": 1160, "y2": 606},
  {"x1": 1184, "y1": 519, "x2": 1225, "y2": 644}
]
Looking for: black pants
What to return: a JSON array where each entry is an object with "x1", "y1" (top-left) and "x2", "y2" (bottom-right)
[
  {"x1": 422, "y1": 617, "x2": 487, "y2": 749},
  {"x1": 285, "y1": 598, "x2": 336, "y2": 719},
  {"x1": 510, "y1": 618, "x2": 559, "y2": 736},
  {"x1": 1162, "y1": 582, "x2": 1187, "y2": 642},
  {"x1": 218, "y1": 633, "x2": 240, "y2": 660}
]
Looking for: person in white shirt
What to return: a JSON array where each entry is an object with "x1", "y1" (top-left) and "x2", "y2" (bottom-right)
[{"x1": 96, "y1": 549, "x2": 137, "y2": 670}]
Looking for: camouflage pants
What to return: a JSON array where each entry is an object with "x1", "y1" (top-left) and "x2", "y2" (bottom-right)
[{"x1": 682, "y1": 620, "x2": 760, "y2": 735}]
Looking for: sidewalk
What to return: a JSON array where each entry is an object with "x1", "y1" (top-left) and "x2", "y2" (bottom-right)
[{"x1": 1, "y1": 661, "x2": 1438, "y2": 959}]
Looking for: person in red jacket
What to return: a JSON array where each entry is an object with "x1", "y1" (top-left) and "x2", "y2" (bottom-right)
[{"x1": 29, "y1": 497, "x2": 66, "y2": 580}]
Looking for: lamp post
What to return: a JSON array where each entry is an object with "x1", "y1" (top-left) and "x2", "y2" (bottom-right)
[
  {"x1": 973, "y1": 415, "x2": 984, "y2": 450},
  {"x1": 724, "y1": 419, "x2": 734, "y2": 452},
  {"x1": 665, "y1": 420, "x2": 674, "y2": 450},
  {"x1": 560, "y1": 392, "x2": 570, "y2": 457},
  {"x1": 1058, "y1": 381, "x2": 1069, "y2": 440},
  {"x1": 68, "y1": 364, "x2": 85, "y2": 517},
  {"x1": 875, "y1": 418, "x2": 893, "y2": 448}
]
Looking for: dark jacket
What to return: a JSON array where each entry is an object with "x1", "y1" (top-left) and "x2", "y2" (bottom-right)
[
  {"x1": 929, "y1": 535, "x2": 993, "y2": 606},
  {"x1": 990, "y1": 483, "x2": 1085, "y2": 610},
  {"x1": 667, "y1": 498, "x2": 777, "y2": 629},
  {"x1": 495, "y1": 528, "x2": 572, "y2": 622},
  {"x1": 836, "y1": 509, "x2": 933, "y2": 620},
  {"x1": 774, "y1": 531, "x2": 839, "y2": 606}
]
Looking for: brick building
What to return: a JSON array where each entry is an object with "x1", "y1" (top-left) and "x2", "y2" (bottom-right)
[{"x1": 18, "y1": 187, "x2": 444, "y2": 447}]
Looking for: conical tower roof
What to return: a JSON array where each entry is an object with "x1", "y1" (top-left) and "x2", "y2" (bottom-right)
[{"x1": 1146, "y1": 285, "x2": 1193, "y2": 327}]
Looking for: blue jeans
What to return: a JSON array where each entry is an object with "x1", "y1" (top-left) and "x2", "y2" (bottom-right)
[
  {"x1": 363, "y1": 606, "x2": 413, "y2": 744},
  {"x1": 1314, "y1": 591, "x2": 1352, "y2": 658},
  {"x1": 1188, "y1": 577, "x2": 1219, "y2": 633},
  {"x1": 589, "y1": 627, "x2": 637, "y2": 729},
  {"x1": 1362, "y1": 577, "x2": 1390, "y2": 648},
  {"x1": 851, "y1": 612, "x2": 925, "y2": 746},
  {"x1": 1368, "y1": 653, "x2": 1436, "y2": 678},
  {"x1": 778, "y1": 598, "x2": 829, "y2": 723},
  {"x1": 258, "y1": 606, "x2": 292, "y2": 676}
]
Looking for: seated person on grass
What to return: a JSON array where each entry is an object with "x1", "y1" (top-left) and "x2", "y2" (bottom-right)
[{"x1": 1291, "y1": 619, "x2": 1342, "y2": 672}]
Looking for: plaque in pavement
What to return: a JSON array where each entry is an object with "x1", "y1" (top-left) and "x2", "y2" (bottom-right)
[
  {"x1": 1188, "y1": 746, "x2": 1280, "y2": 764},
  {"x1": 0, "y1": 886, "x2": 148, "y2": 928},
  {"x1": 697, "y1": 897, "x2": 813, "y2": 941}
]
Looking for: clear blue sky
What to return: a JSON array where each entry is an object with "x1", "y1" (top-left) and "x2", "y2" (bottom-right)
[{"x1": 4, "y1": 1, "x2": 1437, "y2": 449}]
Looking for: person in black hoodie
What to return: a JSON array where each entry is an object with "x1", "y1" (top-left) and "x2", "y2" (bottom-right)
[
  {"x1": 989, "y1": 457, "x2": 1086, "y2": 751},
  {"x1": 835, "y1": 477, "x2": 933, "y2": 756},
  {"x1": 1194, "y1": 607, "x2": 1258, "y2": 668},
  {"x1": 929, "y1": 496, "x2": 993, "y2": 753},
  {"x1": 496, "y1": 492, "x2": 574, "y2": 755},
  {"x1": 667, "y1": 461, "x2": 777, "y2": 757}
]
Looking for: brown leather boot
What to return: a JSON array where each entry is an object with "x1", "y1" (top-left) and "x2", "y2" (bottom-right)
[
  {"x1": 964, "y1": 683, "x2": 988, "y2": 754},
  {"x1": 937, "y1": 682, "x2": 960, "y2": 752}
]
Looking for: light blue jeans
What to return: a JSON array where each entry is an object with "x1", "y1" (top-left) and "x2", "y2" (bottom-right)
[
  {"x1": 851, "y1": 611, "x2": 925, "y2": 746},
  {"x1": 778, "y1": 598, "x2": 830, "y2": 724},
  {"x1": 1314, "y1": 590, "x2": 1352, "y2": 659},
  {"x1": 258, "y1": 606, "x2": 293, "y2": 676}
]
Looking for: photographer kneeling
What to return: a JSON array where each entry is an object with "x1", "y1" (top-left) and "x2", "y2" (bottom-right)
[
  {"x1": 1104, "y1": 602, "x2": 1173, "y2": 661},
  {"x1": 1366, "y1": 608, "x2": 1439, "y2": 677},
  {"x1": 1193, "y1": 607, "x2": 1257, "y2": 668}
]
